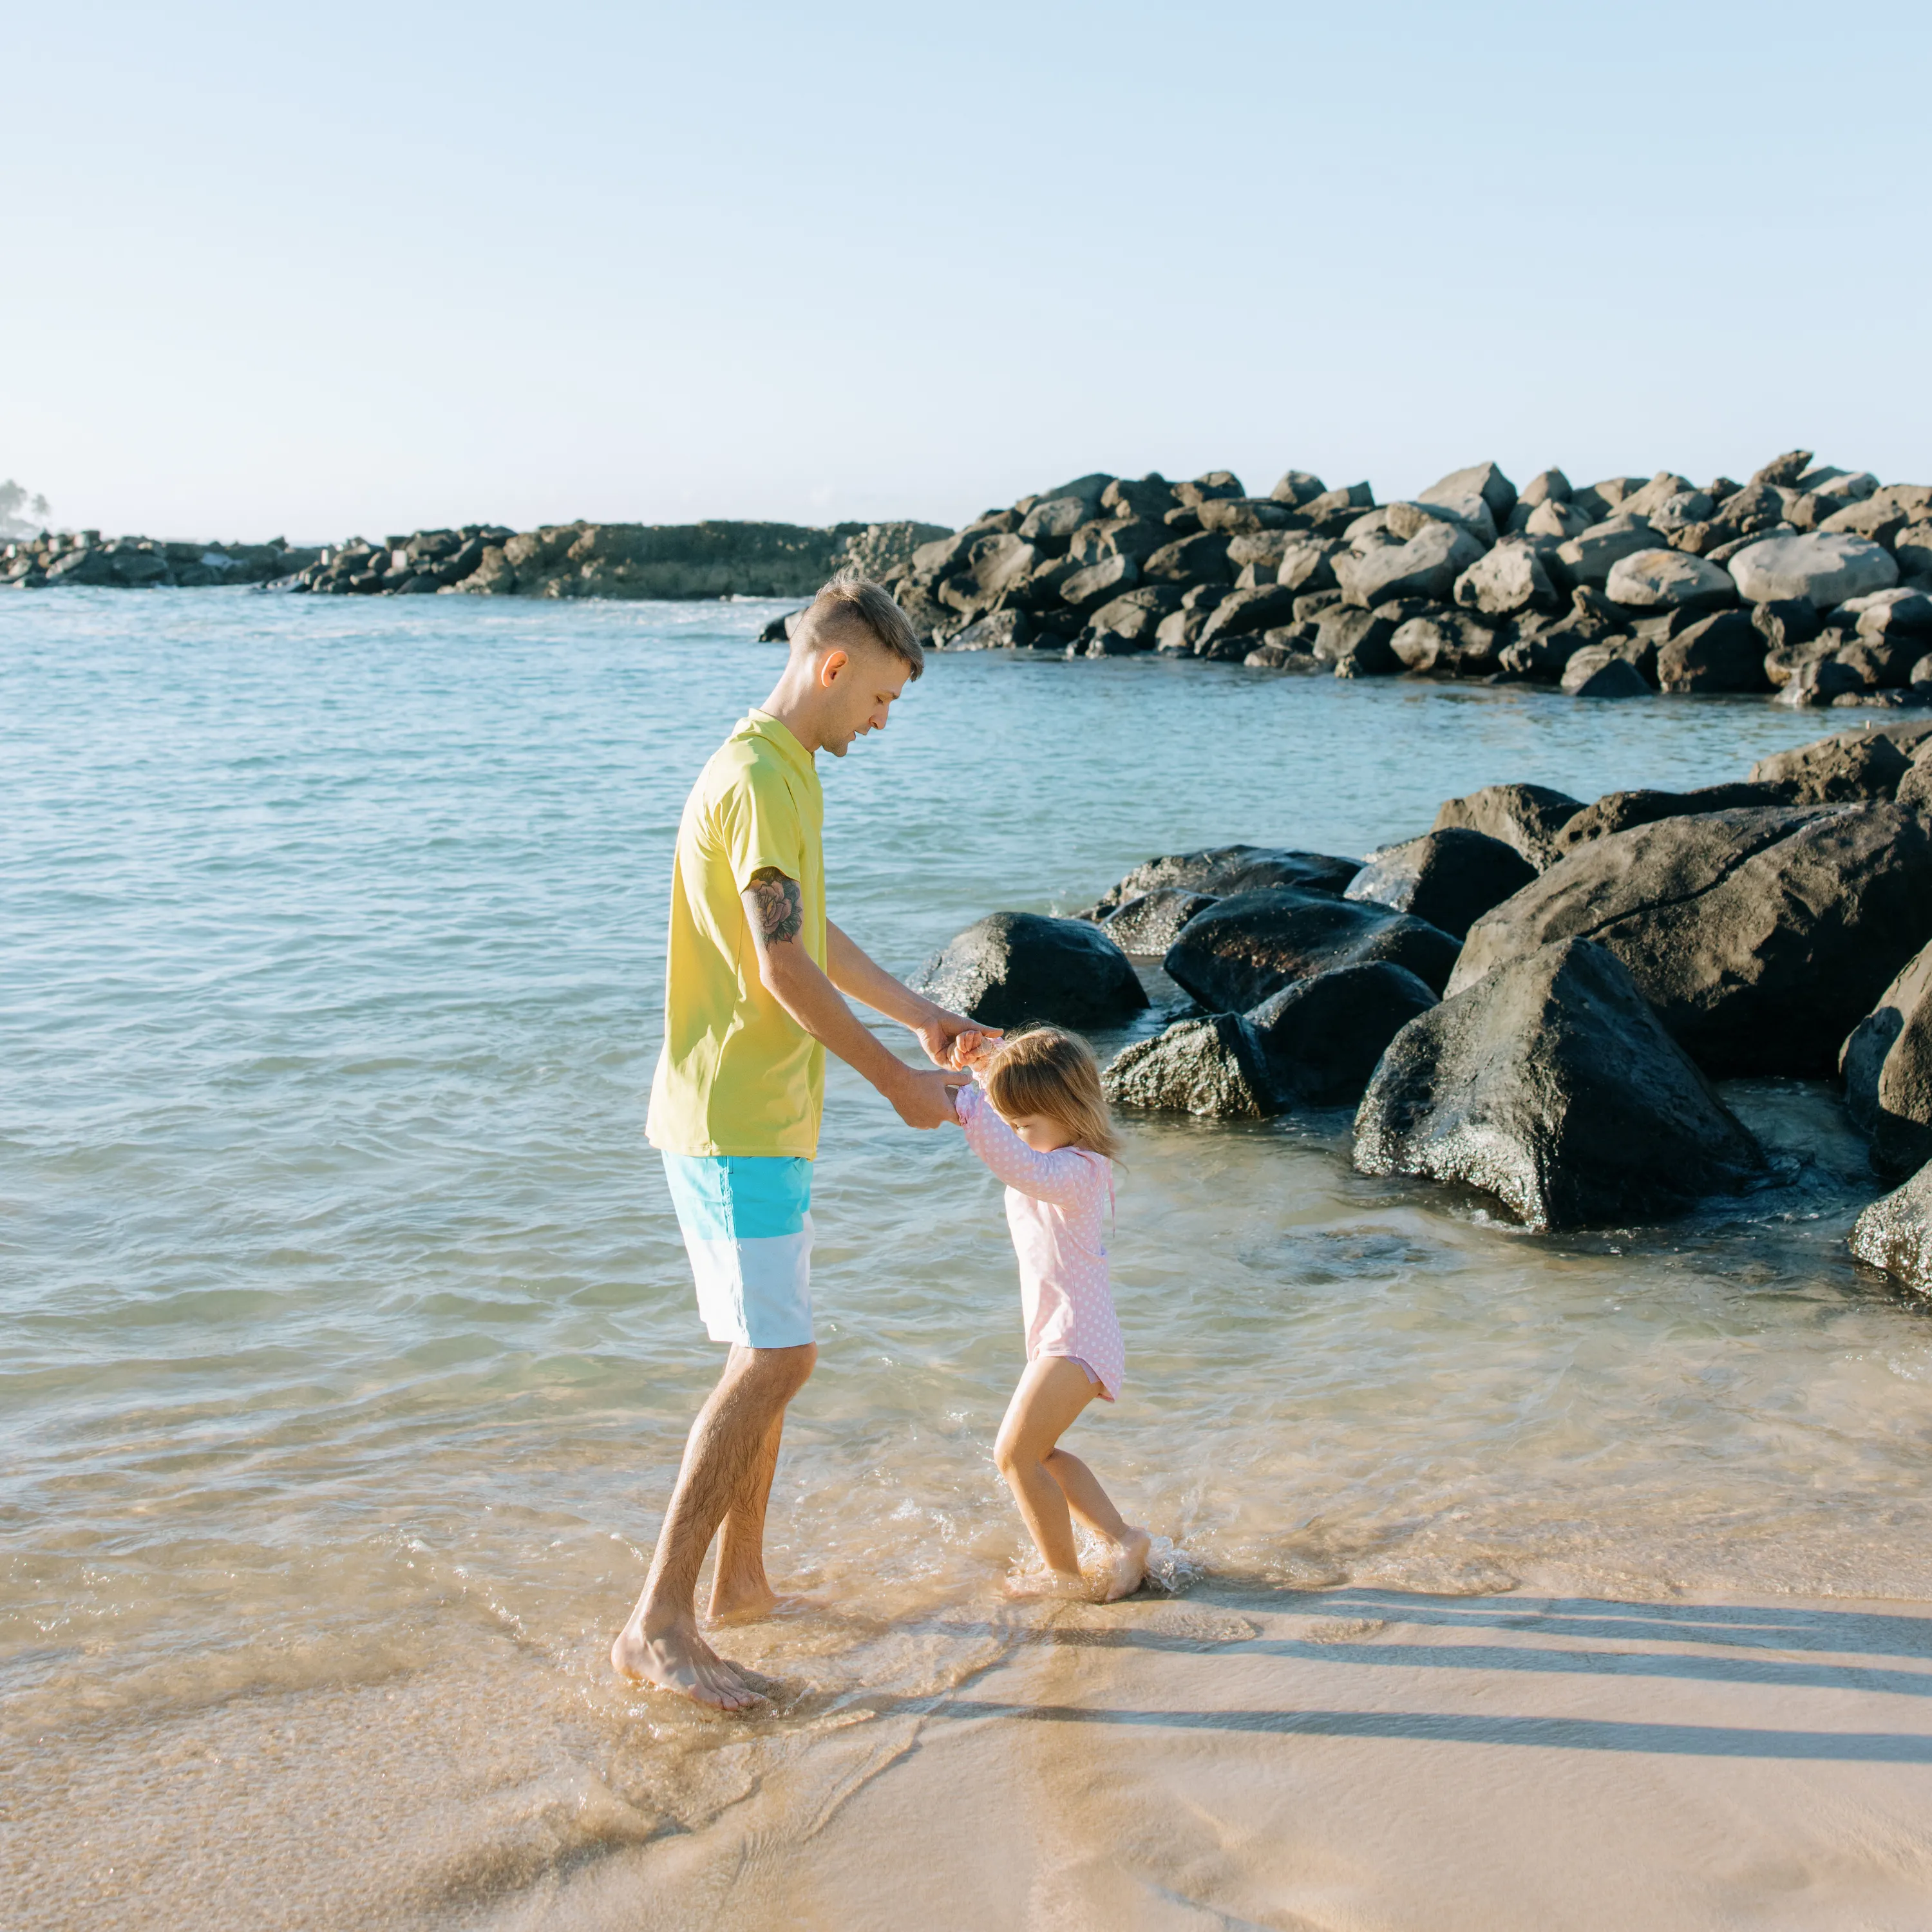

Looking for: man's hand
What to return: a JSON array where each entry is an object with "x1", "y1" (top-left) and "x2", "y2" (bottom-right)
[
  {"x1": 889, "y1": 1065, "x2": 971, "y2": 1130},
  {"x1": 913, "y1": 1005, "x2": 999, "y2": 1070}
]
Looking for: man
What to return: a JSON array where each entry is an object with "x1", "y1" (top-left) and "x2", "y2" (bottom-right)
[{"x1": 612, "y1": 571, "x2": 986, "y2": 1711}]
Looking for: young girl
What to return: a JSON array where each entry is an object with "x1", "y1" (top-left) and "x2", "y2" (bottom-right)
[{"x1": 951, "y1": 1025, "x2": 1150, "y2": 1602}]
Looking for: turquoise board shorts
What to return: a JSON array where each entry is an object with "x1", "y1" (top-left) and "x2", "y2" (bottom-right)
[{"x1": 661, "y1": 1153, "x2": 814, "y2": 1349}]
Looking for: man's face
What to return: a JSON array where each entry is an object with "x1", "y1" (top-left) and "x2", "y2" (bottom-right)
[{"x1": 817, "y1": 642, "x2": 910, "y2": 757}]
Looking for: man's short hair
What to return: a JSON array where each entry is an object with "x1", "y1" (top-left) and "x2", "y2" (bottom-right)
[{"x1": 793, "y1": 569, "x2": 924, "y2": 680}]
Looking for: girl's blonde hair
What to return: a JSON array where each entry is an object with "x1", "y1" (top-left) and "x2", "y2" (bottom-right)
[{"x1": 983, "y1": 1025, "x2": 1122, "y2": 1160}]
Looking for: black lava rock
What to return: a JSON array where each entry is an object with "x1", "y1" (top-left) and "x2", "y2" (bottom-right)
[
  {"x1": 1354, "y1": 936, "x2": 1765, "y2": 1229},
  {"x1": 1431, "y1": 782, "x2": 1584, "y2": 870},
  {"x1": 1103, "y1": 1014, "x2": 1278, "y2": 1119},
  {"x1": 1090, "y1": 845, "x2": 1361, "y2": 915},
  {"x1": 913, "y1": 913, "x2": 1149, "y2": 1029},
  {"x1": 1343, "y1": 828, "x2": 1537, "y2": 940},
  {"x1": 1099, "y1": 888, "x2": 1219, "y2": 956},
  {"x1": 1841, "y1": 940, "x2": 1932, "y2": 1178},
  {"x1": 1850, "y1": 1160, "x2": 1932, "y2": 1293},
  {"x1": 1451, "y1": 803, "x2": 1932, "y2": 1079},
  {"x1": 1163, "y1": 888, "x2": 1461, "y2": 1013},
  {"x1": 1246, "y1": 960, "x2": 1439, "y2": 1105}
]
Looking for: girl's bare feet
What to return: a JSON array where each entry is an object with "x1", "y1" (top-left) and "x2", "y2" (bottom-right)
[
  {"x1": 1003, "y1": 1567, "x2": 1092, "y2": 1601},
  {"x1": 1100, "y1": 1528, "x2": 1151, "y2": 1602},
  {"x1": 611, "y1": 1618, "x2": 766, "y2": 1712}
]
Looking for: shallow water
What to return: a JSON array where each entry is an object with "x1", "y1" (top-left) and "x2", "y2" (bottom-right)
[{"x1": 3, "y1": 589, "x2": 1925, "y2": 1926}]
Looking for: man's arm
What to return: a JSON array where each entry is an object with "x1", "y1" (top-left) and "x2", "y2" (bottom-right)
[
  {"x1": 744, "y1": 871, "x2": 965, "y2": 1130},
  {"x1": 825, "y1": 918, "x2": 995, "y2": 1069}
]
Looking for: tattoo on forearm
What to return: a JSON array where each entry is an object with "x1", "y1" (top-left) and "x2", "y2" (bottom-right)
[{"x1": 747, "y1": 867, "x2": 804, "y2": 945}]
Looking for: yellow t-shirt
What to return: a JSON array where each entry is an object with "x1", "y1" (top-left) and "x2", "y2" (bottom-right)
[{"x1": 645, "y1": 709, "x2": 828, "y2": 1159}]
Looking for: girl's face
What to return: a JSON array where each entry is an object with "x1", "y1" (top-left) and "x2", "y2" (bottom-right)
[{"x1": 1008, "y1": 1112, "x2": 1075, "y2": 1153}]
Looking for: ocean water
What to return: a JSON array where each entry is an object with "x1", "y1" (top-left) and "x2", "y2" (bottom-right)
[{"x1": 4, "y1": 589, "x2": 1927, "y2": 1927}]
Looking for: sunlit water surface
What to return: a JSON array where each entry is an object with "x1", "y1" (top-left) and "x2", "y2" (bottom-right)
[{"x1": 4, "y1": 590, "x2": 1926, "y2": 1925}]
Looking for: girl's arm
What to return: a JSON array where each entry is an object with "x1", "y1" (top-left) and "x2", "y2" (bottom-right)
[{"x1": 954, "y1": 1084, "x2": 1099, "y2": 1207}]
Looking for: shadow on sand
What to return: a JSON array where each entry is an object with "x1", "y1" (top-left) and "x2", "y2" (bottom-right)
[{"x1": 853, "y1": 1587, "x2": 1932, "y2": 1765}]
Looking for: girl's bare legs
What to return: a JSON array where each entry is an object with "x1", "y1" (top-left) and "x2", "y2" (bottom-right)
[{"x1": 994, "y1": 1356, "x2": 1150, "y2": 1600}]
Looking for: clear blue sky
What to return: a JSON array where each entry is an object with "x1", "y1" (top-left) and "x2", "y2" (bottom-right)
[{"x1": 6, "y1": 0, "x2": 1927, "y2": 542}]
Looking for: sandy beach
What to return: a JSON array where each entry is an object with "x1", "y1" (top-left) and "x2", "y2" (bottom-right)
[{"x1": 562, "y1": 1584, "x2": 1932, "y2": 1931}]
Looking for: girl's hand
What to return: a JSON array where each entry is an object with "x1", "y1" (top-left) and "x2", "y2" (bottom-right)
[
  {"x1": 914, "y1": 1005, "x2": 999, "y2": 1070},
  {"x1": 950, "y1": 1030, "x2": 998, "y2": 1072}
]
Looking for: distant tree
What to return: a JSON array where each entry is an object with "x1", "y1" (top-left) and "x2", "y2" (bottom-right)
[{"x1": 0, "y1": 478, "x2": 52, "y2": 540}]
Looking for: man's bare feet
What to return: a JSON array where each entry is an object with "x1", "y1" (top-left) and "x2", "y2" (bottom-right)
[
  {"x1": 706, "y1": 1587, "x2": 823, "y2": 1627},
  {"x1": 1100, "y1": 1528, "x2": 1151, "y2": 1602},
  {"x1": 611, "y1": 1618, "x2": 766, "y2": 1712}
]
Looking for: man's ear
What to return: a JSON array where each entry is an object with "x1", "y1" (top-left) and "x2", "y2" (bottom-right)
[{"x1": 817, "y1": 647, "x2": 850, "y2": 689}]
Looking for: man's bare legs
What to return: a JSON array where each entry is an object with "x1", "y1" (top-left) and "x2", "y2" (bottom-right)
[
  {"x1": 611, "y1": 1341, "x2": 815, "y2": 1710},
  {"x1": 994, "y1": 1356, "x2": 1150, "y2": 1602},
  {"x1": 706, "y1": 1406, "x2": 786, "y2": 1623}
]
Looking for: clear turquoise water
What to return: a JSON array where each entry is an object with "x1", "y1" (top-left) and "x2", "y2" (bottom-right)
[{"x1": 4, "y1": 588, "x2": 1924, "y2": 1926}]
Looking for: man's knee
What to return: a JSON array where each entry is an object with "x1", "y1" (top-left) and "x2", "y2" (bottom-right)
[{"x1": 732, "y1": 1341, "x2": 817, "y2": 1402}]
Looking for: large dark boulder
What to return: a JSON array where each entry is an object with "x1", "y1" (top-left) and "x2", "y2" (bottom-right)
[
  {"x1": 1354, "y1": 938, "x2": 1765, "y2": 1230},
  {"x1": 1164, "y1": 889, "x2": 1462, "y2": 1013},
  {"x1": 1550, "y1": 781, "x2": 1799, "y2": 856},
  {"x1": 1099, "y1": 887, "x2": 1218, "y2": 955},
  {"x1": 1195, "y1": 584, "x2": 1302, "y2": 659},
  {"x1": 1314, "y1": 604, "x2": 1401, "y2": 677},
  {"x1": 1388, "y1": 611, "x2": 1502, "y2": 679},
  {"x1": 1746, "y1": 726, "x2": 1923, "y2": 802},
  {"x1": 913, "y1": 913, "x2": 1148, "y2": 1029},
  {"x1": 1849, "y1": 1162, "x2": 1932, "y2": 1293},
  {"x1": 1454, "y1": 542, "x2": 1558, "y2": 619},
  {"x1": 1196, "y1": 496, "x2": 1295, "y2": 535},
  {"x1": 1432, "y1": 782, "x2": 1584, "y2": 869},
  {"x1": 1247, "y1": 961, "x2": 1439, "y2": 1105},
  {"x1": 1656, "y1": 610, "x2": 1768, "y2": 693},
  {"x1": 1561, "y1": 649, "x2": 1652, "y2": 698},
  {"x1": 1103, "y1": 1015, "x2": 1277, "y2": 1120},
  {"x1": 1450, "y1": 803, "x2": 1932, "y2": 1077},
  {"x1": 1091, "y1": 845, "x2": 1361, "y2": 914},
  {"x1": 1904, "y1": 746, "x2": 1932, "y2": 814},
  {"x1": 1841, "y1": 940, "x2": 1932, "y2": 1178},
  {"x1": 1143, "y1": 532, "x2": 1233, "y2": 585},
  {"x1": 1337, "y1": 521, "x2": 1487, "y2": 608},
  {"x1": 1343, "y1": 829, "x2": 1537, "y2": 940},
  {"x1": 1278, "y1": 536, "x2": 1344, "y2": 595}
]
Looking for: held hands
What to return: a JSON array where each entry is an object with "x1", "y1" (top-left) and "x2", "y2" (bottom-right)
[
  {"x1": 891, "y1": 1065, "x2": 971, "y2": 1130},
  {"x1": 946, "y1": 1028, "x2": 1001, "y2": 1074},
  {"x1": 913, "y1": 1004, "x2": 1000, "y2": 1072},
  {"x1": 889, "y1": 1003, "x2": 997, "y2": 1128}
]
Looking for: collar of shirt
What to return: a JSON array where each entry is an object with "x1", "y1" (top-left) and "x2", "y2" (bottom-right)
[{"x1": 743, "y1": 707, "x2": 816, "y2": 777}]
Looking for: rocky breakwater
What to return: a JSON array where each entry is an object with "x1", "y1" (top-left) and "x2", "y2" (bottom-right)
[
  {"x1": 914, "y1": 720, "x2": 1932, "y2": 1271},
  {"x1": 276, "y1": 518, "x2": 947, "y2": 601},
  {"x1": 3, "y1": 530, "x2": 321, "y2": 589},
  {"x1": 879, "y1": 451, "x2": 1932, "y2": 709}
]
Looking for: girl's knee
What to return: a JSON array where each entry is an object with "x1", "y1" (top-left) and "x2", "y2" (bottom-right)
[{"x1": 993, "y1": 1430, "x2": 1029, "y2": 1479}]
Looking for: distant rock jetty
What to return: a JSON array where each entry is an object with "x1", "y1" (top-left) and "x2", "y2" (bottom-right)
[
  {"x1": 914, "y1": 719, "x2": 1932, "y2": 1280},
  {"x1": 878, "y1": 451, "x2": 1932, "y2": 710},
  {"x1": 286, "y1": 517, "x2": 950, "y2": 601},
  {"x1": 2, "y1": 517, "x2": 947, "y2": 603},
  {"x1": 2, "y1": 531, "x2": 321, "y2": 589},
  {"x1": 17, "y1": 450, "x2": 1931, "y2": 709}
]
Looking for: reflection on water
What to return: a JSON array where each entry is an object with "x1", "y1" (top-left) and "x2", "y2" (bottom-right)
[{"x1": 1, "y1": 589, "x2": 1922, "y2": 1926}]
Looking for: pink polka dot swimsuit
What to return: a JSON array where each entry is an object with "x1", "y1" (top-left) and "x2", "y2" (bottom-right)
[{"x1": 954, "y1": 1081, "x2": 1124, "y2": 1401}]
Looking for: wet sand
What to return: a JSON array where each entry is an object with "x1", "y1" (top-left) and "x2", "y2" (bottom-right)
[{"x1": 538, "y1": 1586, "x2": 1932, "y2": 1931}]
